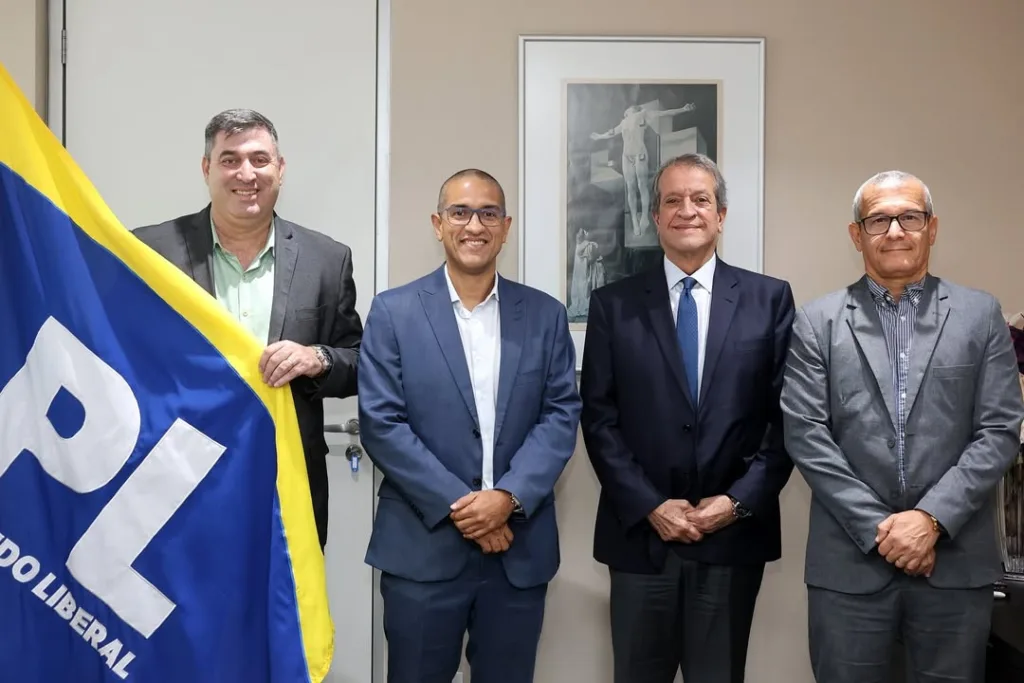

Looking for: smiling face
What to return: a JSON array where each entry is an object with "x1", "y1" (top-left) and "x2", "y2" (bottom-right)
[
  {"x1": 431, "y1": 174, "x2": 511, "y2": 277},
  {"x1": 201, "y1": 127, "x2": 284, "y2": 226},
  {"x1": 653, "y1": 164, "x2": 725, "y2": 270},
  {"x1": 849, "y1": 178, "x2": 937, "y2": 287}
]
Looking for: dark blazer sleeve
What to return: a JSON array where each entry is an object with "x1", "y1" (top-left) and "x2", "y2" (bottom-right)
[
  {"x1": 725, "y1": 280, "x2": 796, "y2": 515},
  {"x1": 580, "y1": 288, "x2": 667, "y2": 528},
  {"x1": 305, "y1": 244, "x2": 362, "y2": 400}
]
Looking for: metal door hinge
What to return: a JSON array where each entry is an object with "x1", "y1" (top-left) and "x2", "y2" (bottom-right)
[{"x1": 61, "y1": 29, "x2": 67, "y2": 65}]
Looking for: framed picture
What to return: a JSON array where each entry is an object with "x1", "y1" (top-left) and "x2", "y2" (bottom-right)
[{"x1": 518, "y1": 35, "x2": 765, "y2": 370}]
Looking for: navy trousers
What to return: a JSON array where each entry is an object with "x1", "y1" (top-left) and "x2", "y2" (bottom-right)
[{"x1": 380, "y1": 552, "x2": 548, "y2": 683}]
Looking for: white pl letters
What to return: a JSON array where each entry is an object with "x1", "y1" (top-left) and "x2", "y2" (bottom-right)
[
  {"x1": 0, "y1": 316, "x2": 226, "y2": 638},
  {"x1": 0, "y1": 317, "x2": 140, "y2": 489}
]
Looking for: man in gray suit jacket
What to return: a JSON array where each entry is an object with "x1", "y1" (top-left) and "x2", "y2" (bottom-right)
[
  {"x1": 781, "y1": 170, "x2": 1024, "y2": 683},
  {"x1": 133, "y1": 109, "x2": 362, "y2": 550}
]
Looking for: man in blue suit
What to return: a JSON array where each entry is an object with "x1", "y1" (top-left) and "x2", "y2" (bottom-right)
[
  {"x1": 580, "y1": 153, "x2": 796, "y2": 683},
  {"x1": 358, "y1": 168, "x2": 582, "y2": 683}
]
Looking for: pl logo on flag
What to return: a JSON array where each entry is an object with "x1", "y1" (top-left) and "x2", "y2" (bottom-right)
[
  {"x1": 0, "y1": 317, "x2": 217, "y2": 679},
  {"x1": 1, "y1": 316, "x2": 236, "y2": 679},
  {"x1": 0, "y1": 66, "x2": 333, "y2": 681}
]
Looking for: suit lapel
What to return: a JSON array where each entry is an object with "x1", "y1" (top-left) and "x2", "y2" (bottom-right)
[
  {"x1": 846, "y1": 280, "x2": 898, "y2": 429},
  {"x1": 183, "y1": 206, "x2": 215, "y2": 296},
  {"x1": 698, "y1": 262, "x2": 739, "y2": 408},
  {"x1": 642, "y1": 269, "x2": 693, "y2": 407},
  {"x1": 267, "y1": 217, "x2": 298, "y2": 343},
  {"x1": 493, "y1": 278, "x2": 525, "y2": 442},
  {"x1": 904, "y1": 276, "x2": 949, "y2": 419},
  {"x1": 420, "y1": 267, "x2": 479, "y2": 425}
]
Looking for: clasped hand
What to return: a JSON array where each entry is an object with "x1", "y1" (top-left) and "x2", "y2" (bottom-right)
[
  {"x1": 875, "y1": 510, "x2": 940, "y2": 577},
  {"x1": 647, "y1": 495, "x2": 737, "y2": 544},
  {"x1": 450, "y1": 490, "x2": 515, "y2": 554}
]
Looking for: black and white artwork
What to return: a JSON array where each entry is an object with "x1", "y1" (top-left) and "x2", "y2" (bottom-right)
[{"x1": 564, "y1": 82, "x2": 719, "y2": 324}]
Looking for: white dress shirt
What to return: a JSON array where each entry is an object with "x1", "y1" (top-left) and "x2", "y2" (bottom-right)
[
  {"x1": 665, "y1": 253, "x2": 716, "y2": 397},
  {"x1": 445, "y1": 265, "x2": 501, "y2": 489}
]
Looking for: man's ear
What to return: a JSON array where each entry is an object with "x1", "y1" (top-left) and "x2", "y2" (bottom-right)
[
  {"x1": 431, "y1": 213, "x2": 443, "y2": 242},
  {"x1": 848, "y1": 222, "x2": 864, "y2": 252}
]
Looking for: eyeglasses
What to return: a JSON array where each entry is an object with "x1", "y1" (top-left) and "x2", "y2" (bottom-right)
[
  {"x1": 858, "y1": 210, "x2": 930, "y2": 235},
  {"x1": 442, "y1": 205, "x2": 506, "y2": 227}
]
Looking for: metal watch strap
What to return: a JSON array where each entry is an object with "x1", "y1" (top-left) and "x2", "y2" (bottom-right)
[
  {"x1": 313, "y1": 345, "x2": 332, "y2": 376},
  {"x1": 728, "y1": 495, "x2": 752, "y2": 518}
]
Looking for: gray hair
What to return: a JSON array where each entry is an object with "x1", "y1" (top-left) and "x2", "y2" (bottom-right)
[
  {"x1": 652, "y1": 153, "x2": 727, "y2": 212},
  {"x1": 852, "y1": 170, "x2": 934, "y2": 221},
  {"x1": 203, "y1": 109, "x2": 279, "y2": 159}
]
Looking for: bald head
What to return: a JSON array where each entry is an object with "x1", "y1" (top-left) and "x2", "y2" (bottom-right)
[
  {"x1": 437, "y1": 169, "x2": 506, "y2": 214},
  {"x1": 853, "y1": 170, "x2": 933, "y2": 222}
]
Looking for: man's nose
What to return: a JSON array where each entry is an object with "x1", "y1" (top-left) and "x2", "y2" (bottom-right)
[
  {"x1": 236, "y1": 159, "x2": 257, "y2": 181},
  {"x1": 885, "y1": 218, "x2": 907, "y2": 237}
]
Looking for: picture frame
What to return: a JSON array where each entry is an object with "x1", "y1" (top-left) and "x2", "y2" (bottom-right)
[{"x1": 517, "y1": 35, "x2": 766, "y2": 370}]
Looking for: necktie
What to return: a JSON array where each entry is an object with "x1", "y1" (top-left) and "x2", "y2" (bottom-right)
[{"x1": 676, "y1": 277, "x2": 699, "y2": 406}]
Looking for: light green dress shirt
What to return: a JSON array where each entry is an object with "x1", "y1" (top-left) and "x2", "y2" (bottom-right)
[{"x1": 210, "y1": 217, "x2": 276, "y2": 344}]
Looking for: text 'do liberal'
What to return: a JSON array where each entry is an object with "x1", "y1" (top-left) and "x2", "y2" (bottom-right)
[{"x1": 0, "y1": 316, "x2": 228, "y2": 679}]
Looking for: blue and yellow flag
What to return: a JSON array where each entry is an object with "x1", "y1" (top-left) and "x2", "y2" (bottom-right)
[{"x1": 0, "y1": 65, "x2": 332, "y2": 681}]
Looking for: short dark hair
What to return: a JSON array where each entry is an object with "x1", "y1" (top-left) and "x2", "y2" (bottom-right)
[
  {"x1": 436, "y1": 168, "x2": 507, "y2": 214},
  {"x1": 204, "y1": 109, "x2": 279, "y2": 159},
  {"x1": 652, "y1": 153, "x2": 727, "y2": 212}
]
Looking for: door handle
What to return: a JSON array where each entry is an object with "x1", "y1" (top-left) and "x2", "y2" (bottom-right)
[
  {"x1": 345, "y1": 444, "x2": 363, "y2": 472},
  {"x1": 324, "y1": 418, "x2": 359, "y2": 436}
]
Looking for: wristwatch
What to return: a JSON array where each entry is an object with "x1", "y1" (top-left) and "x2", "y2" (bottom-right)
[
  {"x1": 312, "y1": 345, "x2": 333, "y2": 377},
  {"x1": 508, "y1": 491, "x2": 524, "y2": 515},
  {"x1": 728, "y1": 495, "x2": 752, "y2": 519},
  {"x1": 918, "y1": 509, "x2": 944, "y2": 535}
]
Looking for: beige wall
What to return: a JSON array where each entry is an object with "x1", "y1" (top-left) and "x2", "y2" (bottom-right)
[
  {"x1": 11, "y1": 0, "x2": 1024, "y2": 681},
  {"x1": 0, "y1": 0, "x2": 48, "y2": 114},
  {"x1": 389, "y1": 1, "x2": 1024, "y2": 682}
]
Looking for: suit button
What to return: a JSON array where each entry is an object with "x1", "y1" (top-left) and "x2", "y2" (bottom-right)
[
  {"x1": 472, "y1": 477, "x2": 482, "y2": 488},
  {"x1": 683, "y1": 424, "x2": 692, "y2": 432},
  {"x1": 472, "y1": 428, "x2": 481, "y2": 438},
  {"x1": 887, "y1": 439, "x2": 896, "y2": 448}
]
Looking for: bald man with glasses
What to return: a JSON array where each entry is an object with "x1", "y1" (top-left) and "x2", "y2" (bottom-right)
[{"x1": 357, "y1": 168, "x2": 581, "y2": 683}]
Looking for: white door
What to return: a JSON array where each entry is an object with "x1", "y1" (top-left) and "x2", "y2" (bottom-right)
[{"x1": 49, "y1": 1, "x2": 387, "y2": 681}]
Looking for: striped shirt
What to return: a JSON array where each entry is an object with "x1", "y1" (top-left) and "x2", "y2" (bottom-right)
[{"x1": 866, "y1": 277, "x2": 925, "y2": 492}]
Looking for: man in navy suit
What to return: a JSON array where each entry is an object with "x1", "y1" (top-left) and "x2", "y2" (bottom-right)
[
  {"x1": 358, "y1": 168, "x2": 582, "y2": 683},
  {"x1": 580, "y1": 153, "x2": 796, "y2": 683}
]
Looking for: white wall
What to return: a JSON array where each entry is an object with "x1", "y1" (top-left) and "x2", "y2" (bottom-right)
[{"x1": 0, "y1": 0, "x2": 47, "y2": 114}]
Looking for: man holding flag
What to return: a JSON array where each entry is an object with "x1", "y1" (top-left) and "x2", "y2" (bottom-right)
[
  {"x1": 0, "y1": 65, "x2": 333, "y2": 682},
  {"x1": 133, "y1": 108, "x2": 364, "y2": 551}
]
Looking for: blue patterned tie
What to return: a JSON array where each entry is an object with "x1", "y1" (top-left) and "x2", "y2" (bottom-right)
[{"x1": 676, "y1": 277, "x2": 699, "y2": 406}]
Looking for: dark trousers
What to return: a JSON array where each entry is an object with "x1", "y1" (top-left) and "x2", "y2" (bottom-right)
[
  {"x1": 807, "y1": 574, "x2": 993, "y2": 683},
  {"x1": 609, "y1": 551, "x2": 765, "y2": 683},
  {"x1": 380, "y1": 553, "x2": 548, "y2": 683}
]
